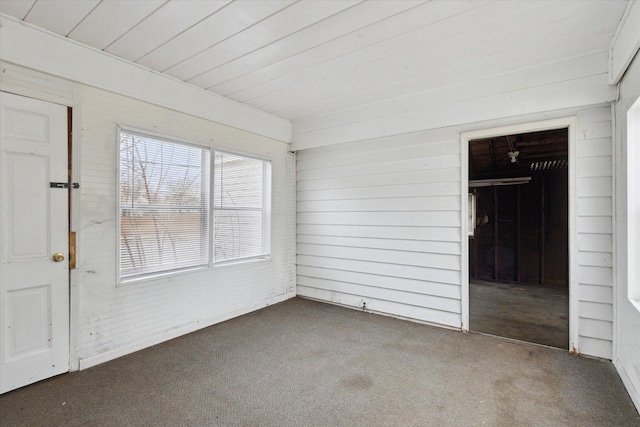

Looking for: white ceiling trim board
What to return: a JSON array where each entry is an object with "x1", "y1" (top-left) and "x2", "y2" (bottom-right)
[
  {"x1": 294, "y1": 51, "x2": 609, "y2": 136},
  {"x1": 292, "y1": 74, "x2": 616, "y2": 150},
  {"x1": 0, "y1": 14, "x2": 292, "y2": 143},
  {"x1": 609, "y1": 0, "x2": 640, "y2": 84},
  {"x1": 271, "y1": 10, "x2": 621, "y2": 120}
]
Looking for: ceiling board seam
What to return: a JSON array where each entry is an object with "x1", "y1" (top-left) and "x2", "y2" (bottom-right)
[
  {"x1": 202, "y1": 0, "x2": 429, "y2": 91},
  {"x1": 133, "y1": 0, "x2": 235, "y2": 63},
  {"x1": 220, "y1": 1, "x2": 495, "y2": 103},
  {"x1": 103, "y1": 0, "x2": 169, "y2": 52},
  {"x1": 189, "y1": 0, "x2": 369, "y2": 85},
  {"x1": 21, "y1": 0, "x2": 37, "y2": 21},
  {"x1": 253, "y1": 2, "x2": 608, "y2": 114},
  {"x1": 65, "y1": 0, "x2": 103, "y2": 37},
  {"x1": 162, "y1": 0, "x2": 300, "y2": 74}
]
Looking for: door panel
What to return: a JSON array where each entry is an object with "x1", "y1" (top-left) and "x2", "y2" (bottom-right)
[{"x1": 0, "y1": 92, "x2": 69, "y2": 394}]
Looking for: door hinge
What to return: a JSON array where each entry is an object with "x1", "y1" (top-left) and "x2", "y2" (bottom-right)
[{"x1": 69, "y1": 231, "x2": 77, "y2": 270}]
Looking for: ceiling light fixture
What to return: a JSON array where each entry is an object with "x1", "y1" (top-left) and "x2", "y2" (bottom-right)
[{"x1": 508, "y1": 150, "x2": 520, "y2": 163}]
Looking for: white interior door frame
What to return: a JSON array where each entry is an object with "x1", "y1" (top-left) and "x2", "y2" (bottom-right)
[{"x1": 460, "y1": 116, "x2": 578, "y2": 352}]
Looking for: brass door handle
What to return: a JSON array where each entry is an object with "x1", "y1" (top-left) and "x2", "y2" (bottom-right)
[{"x1": 52, "y1": 252, "x2": 65, "y2": 262}]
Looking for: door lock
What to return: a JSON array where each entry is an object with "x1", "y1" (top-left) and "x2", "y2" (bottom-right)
[{"x1": 52, "y1": 252, "x2": 65, "y2": 262}]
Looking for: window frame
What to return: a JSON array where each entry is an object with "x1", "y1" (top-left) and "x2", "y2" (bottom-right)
[
  {"x1": 116, "y1": 127, "x2": 213, "y2": 283},
  {"x1": 212, "y1": 149, "x2": 272, "y2": 265},
  {"x1": 116, "y1": 126, "x2": 272, "y2": 286}
]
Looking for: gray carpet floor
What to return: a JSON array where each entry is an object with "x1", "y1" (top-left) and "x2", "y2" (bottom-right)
[{"x1": 1, "y1": 298, "x2": 638, "y2": 426}]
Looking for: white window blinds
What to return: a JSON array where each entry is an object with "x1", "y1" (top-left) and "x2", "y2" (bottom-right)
[
  {"x1": 214, "y1": 152, "x2": 271, "y2": 262},
  {"x1": 119, "y1": 130, "x2": 210, "y2": 279}
]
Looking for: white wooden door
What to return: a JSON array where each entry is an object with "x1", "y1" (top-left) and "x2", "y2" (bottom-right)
[{"x1": 0, "y1": 92, "x2": 69, "y2": 394}]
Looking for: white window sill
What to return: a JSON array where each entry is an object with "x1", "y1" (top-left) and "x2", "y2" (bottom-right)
[
  {"x1": 117, "y1": 256, "x2": 272, "y2": 287},
  {"x1": 117, "y1": 265, "x2": 209, "y2": 287},
  {"x1": 630, "y1": 298, "x2": 640, "y2": 314},
  {"x1": 213, "y1": 255, "x2": 272, "y2": 269}
]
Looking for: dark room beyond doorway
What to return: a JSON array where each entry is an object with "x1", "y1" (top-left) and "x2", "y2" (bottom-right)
[{"x1": 468, "y1": 128, "x2": 569, "y2": 349}]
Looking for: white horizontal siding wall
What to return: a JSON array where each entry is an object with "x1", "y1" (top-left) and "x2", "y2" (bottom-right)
[
  {"x1": 297, "y1": 129, "x2": 463, "y2": 328},
  {"x1": 0, "y1": 61, "x2": 296, "y2": 368},
  {"x1": 613, "y1": 40, "x2": 640, "y2": 413},
  {"x1": 297, "y1": 107, "x2": 614, "y2": 358},
  {"x1": 576, "y1": 106, "x2": 615, "y2": 359},
  {"x1": 77, "y1": 85, "x2": 296, "y2": 364}
]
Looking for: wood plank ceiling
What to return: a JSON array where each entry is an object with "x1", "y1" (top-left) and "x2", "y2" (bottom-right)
[{"x1": 0, "y1": 0, "x2": 629, "y2": 123}]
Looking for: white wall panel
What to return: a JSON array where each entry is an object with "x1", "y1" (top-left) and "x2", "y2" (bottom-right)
[
  {"x1": 0, "y1": 63, "x2": 296, "y2": 368},
  {"x1": 574, "y1": 106, "x2": 613, "y2": 358},
  {"x1": 613, "y1": 43, "x2": 640, "y2": 412},
  {"x1": 75, "y1": 84, "x2": 296, "y2": 364},
  {"x1": 296, "y1": 127, "x2": 464, "y2": 326},
  {"x1": 297, "y1": 105, "x2": 615, "y2": 360}
]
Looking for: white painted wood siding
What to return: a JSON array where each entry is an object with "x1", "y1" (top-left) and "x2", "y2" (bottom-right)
[
  {"x1": 613, "y1": 43, "x2": 640, "y2": 413},
  {"x1": 297, "y1": 107, "x2": 614, "y2": 358},
  {"x1": 297, "y1": 129, "x2": 463, "y2": 328},
  {"x1": 0, "y1": 62, "x2": 296, "y2": 368},
  {"x1": 576, "y1": 106, "x2": 615, "y2": 359}
]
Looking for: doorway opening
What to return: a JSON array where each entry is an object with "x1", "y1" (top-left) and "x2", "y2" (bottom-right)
[{"x1": 468, "y1": 128, "x2": 569, "y2": 348}]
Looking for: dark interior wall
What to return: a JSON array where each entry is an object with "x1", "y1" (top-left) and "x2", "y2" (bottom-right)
[{"x1": 469, "y1": 170, "x2": 568, "y2": 287}]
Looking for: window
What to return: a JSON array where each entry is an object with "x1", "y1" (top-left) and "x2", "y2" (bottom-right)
[
  {"x1": 214, "y1": 151, "x2": 271, "y2": 262},
  {"x1": 119, "y1": 130, "x2": 210, "y2": 279},
  {"x1": 118, "y1": 129, "x2": 271, "y2": 281}
]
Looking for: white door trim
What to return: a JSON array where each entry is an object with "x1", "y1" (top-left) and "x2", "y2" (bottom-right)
[
  {"x1": 69, "y1": 104, "x2": 80, "y2": 371},
  {"x1": 460, "y1": 116, "x2": 578, "y2": 353}
]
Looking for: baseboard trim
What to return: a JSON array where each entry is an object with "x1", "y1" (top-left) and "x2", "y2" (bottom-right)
[
  {"x1": 78, "y1": 293, "x2": 294, "y2": 370},
  {"x1": 296, "y1": 295, "x2": 460, "y2": 332}
]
